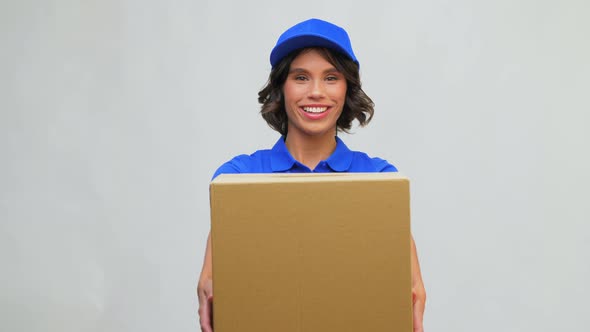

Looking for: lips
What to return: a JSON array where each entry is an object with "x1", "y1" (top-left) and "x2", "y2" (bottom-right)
[{"x1": 299, "y1": 105, "x2": 331, "y2": 120}]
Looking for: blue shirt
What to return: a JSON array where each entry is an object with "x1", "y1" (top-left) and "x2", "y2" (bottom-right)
[{"x1": 212, "y1": 137, "x2": 397, "y2": 180}]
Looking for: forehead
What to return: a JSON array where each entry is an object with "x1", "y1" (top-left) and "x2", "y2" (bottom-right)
[{"x1": 290, "y1": 48, "x2": 338, "y2": 70}]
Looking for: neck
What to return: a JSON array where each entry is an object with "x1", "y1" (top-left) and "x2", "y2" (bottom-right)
[{"x1": 285, "y1": 131, "x2": 337, "y2": 170}]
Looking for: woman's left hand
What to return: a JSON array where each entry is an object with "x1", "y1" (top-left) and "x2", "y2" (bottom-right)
[
  {"x1": 412, "y1": 279, "x2": 426, "y2": 332},
  {"x1": 410, "y1": 235, "x2": 426, "y2": 331}
]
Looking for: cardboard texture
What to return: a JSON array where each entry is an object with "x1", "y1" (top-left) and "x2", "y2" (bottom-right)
[{"x1": 210, "y1": 173, "x2": 412, "y2": 332}]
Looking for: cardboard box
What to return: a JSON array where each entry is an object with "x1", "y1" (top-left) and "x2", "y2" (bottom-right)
[{"x1": 210, "y1": 173, "x2": 412, "y2": 331}]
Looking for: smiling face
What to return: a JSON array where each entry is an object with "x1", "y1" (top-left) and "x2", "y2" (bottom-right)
[{"x1": 282, "y1": 48, "x2": 347, "y2": 139}]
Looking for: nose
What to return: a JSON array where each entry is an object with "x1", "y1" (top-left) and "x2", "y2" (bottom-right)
[{"x1": 308, "y1": 79, "x2": 326, "y2": 99}]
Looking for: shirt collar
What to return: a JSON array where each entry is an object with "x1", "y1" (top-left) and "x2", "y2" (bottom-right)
[
  {"x1": 270, "y1": 137, "x2": 297, "y2": 172},
  {"x1": 270, "y1": 136, "x2": 354, "y2": 172},
  {"x1": 325, "y1": 136, "x2": 354, "y2": 172}
]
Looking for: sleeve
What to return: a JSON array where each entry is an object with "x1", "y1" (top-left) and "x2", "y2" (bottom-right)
[
  {"x1": 373, "y1": 157, "x2": 398, "y2": 172},
  {"x1": 211, "y1": 154, "x2": 249, "y2": 181}
]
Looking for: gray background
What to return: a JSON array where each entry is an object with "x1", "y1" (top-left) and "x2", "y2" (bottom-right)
[{"x1": 1, "y1": 0, "x2": 589, "y2": 331}]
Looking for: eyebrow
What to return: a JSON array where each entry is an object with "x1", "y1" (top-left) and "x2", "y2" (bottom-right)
[{"x1": 289, "y1": 67, "x2": 341, "y2": 74}]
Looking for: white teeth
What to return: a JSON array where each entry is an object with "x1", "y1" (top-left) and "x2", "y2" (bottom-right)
[{"x1": 303, "y1": 107, "x2": 328, "y2": 113}]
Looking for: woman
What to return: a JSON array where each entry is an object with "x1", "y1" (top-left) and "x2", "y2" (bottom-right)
[{"x1": 198, "y1": 18, "x2": 426, "y2": 331}]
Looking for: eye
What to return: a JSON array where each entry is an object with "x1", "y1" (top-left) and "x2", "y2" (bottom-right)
[
  {"x1": 294, "y1": 75, "x2": 308, "y2": 81},
  {"x1": 325, "y1": 75, "x2": 340, "y2": 81}
]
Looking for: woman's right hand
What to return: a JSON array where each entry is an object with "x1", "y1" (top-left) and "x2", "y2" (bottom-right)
[
  {"x1": 198, "y1": 232, "x2": 214, "y2": 331},
  {"x1": 197, "y1": 277, "x2": 213, "y2": 332}
]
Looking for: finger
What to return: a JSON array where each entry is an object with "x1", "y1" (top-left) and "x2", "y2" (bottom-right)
[
  {"x1": 208, "y1": 295, "x2": 214, "y2": 330},
  {"x1": 198, "y1": 279, "x2": 214, "y2": 331},
  {"x1": 199, "y1": 308, "x2": 213, "y2": 332},
  {"x1": 198, "y1": 295, "x2": 213, "y2": 332},
  {"x1": 413, "y1": 299, "x2": 425, "y2": 332}
]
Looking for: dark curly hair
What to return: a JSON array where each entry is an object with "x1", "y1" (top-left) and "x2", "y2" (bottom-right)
[{"x1": 258, "y1": 47, "x2": 374, "y2": 136}]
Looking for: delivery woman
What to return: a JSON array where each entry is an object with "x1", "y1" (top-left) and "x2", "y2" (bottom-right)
[{"x1": 197, "y1": 18, "x2": 426, "y2": 331}]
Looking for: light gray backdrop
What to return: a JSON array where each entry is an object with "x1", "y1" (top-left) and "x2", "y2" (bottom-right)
[{"x1": 1, "y1": 0, "x2": 589, "y2": 331}]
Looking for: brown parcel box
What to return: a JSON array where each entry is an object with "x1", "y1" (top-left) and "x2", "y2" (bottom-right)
[{"x1": 210, "y1": 173, "x2": 412, "y2": 332}]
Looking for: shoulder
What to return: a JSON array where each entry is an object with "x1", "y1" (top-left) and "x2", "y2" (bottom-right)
[
  {"x1": 333, "y1": 137, "x2": 397, "y2": 173},
  {"x1": 211, "y1": 149, "x2": 273, "y2": 180},
  {"x1": 349, "y1": 151, "x2": 398, "y2": 173}
]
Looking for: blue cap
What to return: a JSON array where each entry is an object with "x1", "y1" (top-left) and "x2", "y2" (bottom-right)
[{"x1": 270, "y1": 18, "x2": 358, "y2": 67}]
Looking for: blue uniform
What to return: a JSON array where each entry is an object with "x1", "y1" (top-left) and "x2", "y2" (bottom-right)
[{"x1": 212, "y1": 137, "x2": 396, "y2": 180}]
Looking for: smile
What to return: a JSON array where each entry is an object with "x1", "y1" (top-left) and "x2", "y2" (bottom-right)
[{"x1": 303, "y1": 106, "x2": 328, "y2": 113}]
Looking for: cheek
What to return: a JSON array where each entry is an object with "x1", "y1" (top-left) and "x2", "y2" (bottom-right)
[
  {"x1": 283, "y1": 84, "x2": 305, "y2": 108},
  {"x1": 330, "y1": 85, "x2": 347, "y2": 104},
  {"x1": 282, "y1": 84, "x2": 295, "y2": 104},
  {"x1": 282, "y1": 89, "x2": 295, "y2": 116},
  {"x1": 329, "y1": 82, "x2": 347, "y2": 97}
]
